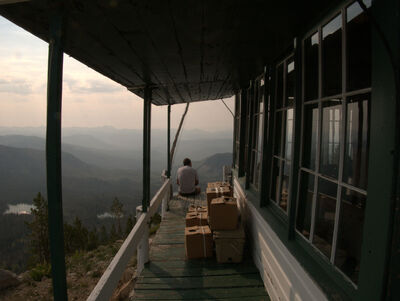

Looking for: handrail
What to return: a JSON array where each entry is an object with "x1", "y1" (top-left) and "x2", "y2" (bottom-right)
[{"x1": 87, "y1": 178, "x2": 171, "y2": 301}]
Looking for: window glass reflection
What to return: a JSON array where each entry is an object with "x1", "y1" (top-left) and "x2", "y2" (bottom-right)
[
  {"x1": 304, "y1": 32, "x2": 319, "y2": 100},
  {"x1": 323, "y1": 14, "x2": 342, "y2": 96},
  {"x1": 335, "y1": 189, "x2": 366, "y2": 284},
  {"x1": 286, "y1": 58, "x2": 295, "y2": 107},
  {"x1": 259, "y1": 86, "x2": 264, "y2": 113},
  {"x1": 320, "y1": 100, "x2": 342, "y2": 178},
  {"x1": 253, "y1": 109, "x2": 259, "y2": 151},
  {"x1": 274, "y1": 111, "x2": 283, "y2": 156},
  {"x1": 302, "y1": 104, "x2": 319, "y2": 170},
  {"x1": 344, "y1": 94, "x2": 369, "y2": 189},
  {"x1": 258, "y1": 113, "x2": 263, "y2": 153},
  {"x1": 296, "y1": 172, "x2": 315, "y2": 239},
  {"x1": 284, "y1": 109, "x2": 294, "y2": 161},
  {"x1": 347, "y1": 1, "x2": 371, "y2": 91},
  {"x1": 276, "y1": 64, "x2": 284, "y2": 108},
  {"x1": 313, "y1": 178, "x2": 338, "y2": 258},
  {"x1": 270, "y1": 158, "x2": 281, "y2": 203},
  {"x1": 279, "y1": 162, "x2": 291, "y2": 212},
  {"x1": 253, "y1": 151, "x2": 262, "y2": 190}
]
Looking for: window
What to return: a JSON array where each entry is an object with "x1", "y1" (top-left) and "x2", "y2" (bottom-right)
[
  {"x1": 296, "y1": 0, "x2": 371, "y2": 285},
  {"x1": 269, "y1": 56, "x2": 295, "y2": 213},
  {"x1": 250, "y1": 75, "x2": 265, "y2": 189}
]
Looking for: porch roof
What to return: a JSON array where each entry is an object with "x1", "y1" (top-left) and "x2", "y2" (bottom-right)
[{"x1": 0, "y1": 0, "x2": 340, "y2": 105}]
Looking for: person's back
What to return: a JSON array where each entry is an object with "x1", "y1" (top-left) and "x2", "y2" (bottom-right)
[{"x1": 177, "y1": 158, "x2": 200, "y2": 195}]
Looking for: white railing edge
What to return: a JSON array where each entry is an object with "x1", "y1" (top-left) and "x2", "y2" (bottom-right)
[{"x1": 87, "y1": 178, "x2": 171, "y2": 301}]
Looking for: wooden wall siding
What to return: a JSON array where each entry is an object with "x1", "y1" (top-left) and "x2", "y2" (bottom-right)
[
  {"x1": 0, "y1": 0, "x2": 343, "y2": 105},
  {"x1": 234, "y1": 177, "x2": 328, "y2": 301}
]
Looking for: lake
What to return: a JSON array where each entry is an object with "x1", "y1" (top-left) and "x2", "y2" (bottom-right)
[{"x1": 4, "y1": 203, "x2": 33, "y2": 215}]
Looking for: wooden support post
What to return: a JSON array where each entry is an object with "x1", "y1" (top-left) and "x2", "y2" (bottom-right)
[
  {"x1": 167, "y1": 104, "x2": 171, "y2": 178},
  {"x1": 260, "y1": 66, "x2": 275, "y2": 207},
  {"x1": 46, "y1": 11, "x2": 68, "y2": 301},
  {"x1": 142, "y1": 87, "x2": 152, "y2": 212},
  {"x1": 136, "y1": 206, "x2": 149, "y2": 274},
  {"x1": 245, "y1": 81, "x2": 254, "y2": 189},
  {"x1": 238, "y1": 89, "x2": 247, "y2": 177}
]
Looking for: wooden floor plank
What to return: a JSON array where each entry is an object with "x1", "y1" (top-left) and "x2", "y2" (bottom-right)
[
  {"x1": 136, "y1": 273, "x2": 264, "y2": 287},
  {"x1": 133, "y1": 287, "x2": 269, "y2": 300},
  {"x1": 131, "y1": 197, "x2": 269, "y2": 300}
]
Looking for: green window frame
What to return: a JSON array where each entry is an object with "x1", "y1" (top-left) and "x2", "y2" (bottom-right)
[
  {"x1": 269, "y1": 56, "x2": 295, "y2": 214},
  {"x1": 250, "y1": 75, "x2": 266, "y2": 190},
  {"x1": 295, "y1": 0, "x2": 371, "y2": 286}
]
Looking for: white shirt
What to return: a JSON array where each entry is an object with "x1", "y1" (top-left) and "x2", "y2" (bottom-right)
[{"x1": 177, "y1": 165, "x2": 198, "y2": 194}]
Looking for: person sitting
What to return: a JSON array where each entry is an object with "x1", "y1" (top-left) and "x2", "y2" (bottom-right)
[{"x1": 177, "y1": 158, "x2": 200, "y2": 196}]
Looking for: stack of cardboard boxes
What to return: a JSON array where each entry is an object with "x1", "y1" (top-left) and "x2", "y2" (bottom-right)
[{"x1": 185, "y1": 182, "x2": 245, "y2": 263}]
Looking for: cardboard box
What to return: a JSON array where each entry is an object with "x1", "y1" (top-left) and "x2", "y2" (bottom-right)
[
  {"x1": 188, "y1": 205, "x2": 207, "y2": 214},
  {"x1": 206, "y1": 186, "x2": 232, "y2": 214},
  {"x1": 185, "y1": 212, "x2": 208, "y2": 227},
  {"x1": 209, "y1": 196, "x2": 238, "y2": 230},
  {"x1": 214, "y1": 226, "x2": 245, "y2": 263},
  {"x1": 207, "y1": 181, "x2": 231, "y2": 189},
  {"x1": 185, "y1": 226, "x2": 213, "y2": 259}
]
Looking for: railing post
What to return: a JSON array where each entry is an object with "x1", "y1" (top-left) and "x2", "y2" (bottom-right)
[
  {"x1": 161, "y1": 174, "x2": 170, "y2": 220},
  {"x1": 136, "y1": 206, "x2": 149, "y2": 274}
]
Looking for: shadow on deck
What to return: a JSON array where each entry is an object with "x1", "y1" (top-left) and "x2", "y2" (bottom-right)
[{"x1": 131, "y1": 194, "x2": 270, "y2": 300}]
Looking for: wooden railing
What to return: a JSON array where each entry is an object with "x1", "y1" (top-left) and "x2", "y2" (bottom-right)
[{"x1": 87, "y1": 178, "x2": 171, "y2": 301}]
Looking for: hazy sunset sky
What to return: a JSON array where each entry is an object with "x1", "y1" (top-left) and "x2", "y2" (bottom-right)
[{"x1": 0, "y1": 16, "x2": 234, "y2": 131}]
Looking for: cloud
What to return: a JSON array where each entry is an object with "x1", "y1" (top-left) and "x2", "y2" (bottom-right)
[
  {"x1": 0, "y1": 78, "x2": 33, "y2": 95},
  {"x1": 64, "y1": 77, "x2": 122, "y2": 94}
]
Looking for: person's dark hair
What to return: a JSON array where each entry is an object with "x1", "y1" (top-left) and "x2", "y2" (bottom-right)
[{"x1": 183, "y1": 158, "x2": 191, "y2": 166}]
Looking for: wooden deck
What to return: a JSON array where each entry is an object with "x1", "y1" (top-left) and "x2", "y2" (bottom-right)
[{"x1": 131, "y1": 194, "x2": 270, "y2": 300}]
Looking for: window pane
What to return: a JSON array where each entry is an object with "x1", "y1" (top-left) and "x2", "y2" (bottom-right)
[
  {"x1": 253, "y1": 151, "x2": 262, "y2": 189},
  {"x1": 335, "y1": 189, "x2": 366, "y2": 284},
  {"x1": 286, "y1": 58, "x2": 295, "y2": 107},
  {"x1": 304, "y1": 32, "x2": 319, "y2": 100},
  {"x1": 296, "y1": 171, "x2": 315, "y2": 239},
  {"x1": 283, "y1": 109, "x2": 294, "y2": 161},
  {"x1": 259, "y1": 86, "x2": 264, "y2": 114},
  {"x1": 347, "y1": 1, "x2": 371, "y2": 91},
  {"x1": 302, "y1": 103, "x2": 319, "y2": 170},
  {"x1": 274, "y1": 111, "x2": 283, "y2": 156},
  {"x1": 276, "y1": 64, "x2": 284, "y2": 109},
  {"x1": 257, "y1": 113, "x2": 264, "y2": 153},
  {"x1": 270, "y1": 158, "x2": 280, "y2": 203},
  {"x1": 313, "y1": 178, "x2": 338, "y2": 259},
  {"x1": 279, "y1": 161, "x2": 290, "y2": 212},
  {"x1": 320, "y1": 100, "x2": 342, "y2": 178},
  {"x1": 344, "y1": 94, "x2": 369, "y2": 190},
  {"x1": 253, "y1": 112, "x2": 259, "y2": 150},
  {"x1": 323, "y1": 14, "x2": 342, "y2": 96}
]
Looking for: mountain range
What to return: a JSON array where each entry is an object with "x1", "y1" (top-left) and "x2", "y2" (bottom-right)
[{"x1": 0, "y1": 127, "x2": 233, "y2": 221}]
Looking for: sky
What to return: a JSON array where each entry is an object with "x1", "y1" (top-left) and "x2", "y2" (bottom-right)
[{"x1": 0, "y1": 16, "x2": 234, "y2": 131}]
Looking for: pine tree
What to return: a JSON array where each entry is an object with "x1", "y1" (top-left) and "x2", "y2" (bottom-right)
[
  {"x1": 125, "y1": 214, "x2": 135, "y2": 238},
  {"x1": 109, "y1": 224, "x2": 118, "y2": 242},
  {"x1": 110, "y1": 198, "x2": 124, "y2": 239},
  {"x1": 87, "y1": 228, "x2": 99, "y2": 251},
  {"x1": 100, "y1": 225, "x2": 108, "y2": 245},
  {"x1": 26, "y1": 193, "x2": 50, "y2": 265},
  {"x1": 71, "y1": 217, "x2": 88, "y2": 251}
]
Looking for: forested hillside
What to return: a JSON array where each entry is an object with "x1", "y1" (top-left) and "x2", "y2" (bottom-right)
[{"x1": 0, "y1": 127, "x2": 233, "y2": 274}]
